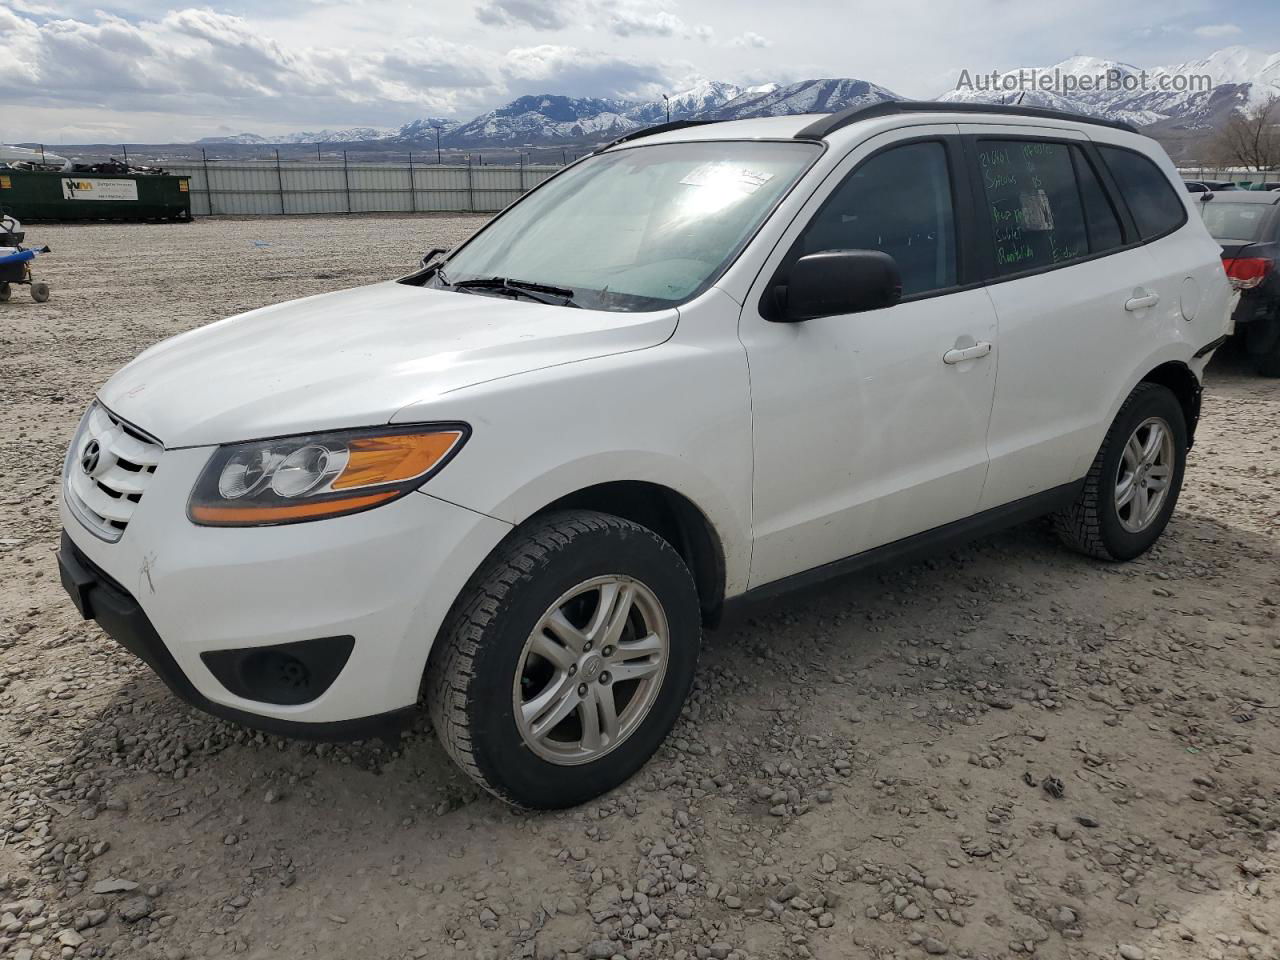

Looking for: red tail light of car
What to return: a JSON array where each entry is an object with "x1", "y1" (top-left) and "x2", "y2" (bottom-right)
[{"x1": 1222, "y1": 256, "x2": 1273, "y2": 290}]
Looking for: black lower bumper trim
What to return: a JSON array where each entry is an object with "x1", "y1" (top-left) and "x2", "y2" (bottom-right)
[
  {"x1": 57, "y1": 531, "x2": 414, "y2": 742},
  {"x1": 1193, "y1": 334, "x2": 1229, "y2": 360}
]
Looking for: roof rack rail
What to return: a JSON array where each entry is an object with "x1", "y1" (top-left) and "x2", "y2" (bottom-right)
[
  {"x1": 597, "y1": 119, "x2": 717, "y2": 152},
  {"x1": 794, "y1": 100, "x2": 1139, "y2": 141}
]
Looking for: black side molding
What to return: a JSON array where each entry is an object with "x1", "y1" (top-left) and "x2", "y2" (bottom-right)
[
  {"x1": 721, "y1": 479, "x2": 1084, "y2": 613},
  {"x1": 1193, "y1": 334, "x2": 1229, "y2": 359}
]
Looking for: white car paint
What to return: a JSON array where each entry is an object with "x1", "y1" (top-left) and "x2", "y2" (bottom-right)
[
  {"x1": 101, "y1": 282, "x2": 677, "y2": 447},
  {"x1": 60, "y1": 108, "x2": 1231, "y2": 731}
]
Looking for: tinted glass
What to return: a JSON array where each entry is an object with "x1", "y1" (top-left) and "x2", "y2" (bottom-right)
[
  {"x1": 979, "y1": 140, "x2": 1088, "y2": 275},
  {"x1": 1098, "y1": 145, "x2": 1187, "y2": 239},
  {"x1": 794, "y1": 141, "x2": 956, "y2": 297},
  {"x1": 436, "y1": 140, "x2": 819, "y2": 312},
  {"x1": 1072, "y1": 147, "x2": 1125, "y2": 252},
  {"x1": 1199, "y1": 201, "x2": 1273, "y2": 242}
]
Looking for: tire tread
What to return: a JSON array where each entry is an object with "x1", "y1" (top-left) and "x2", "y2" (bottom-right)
[
  {"x1": 426, "y1": 510, "x2": 683, "y2": 806},
  {"x1": 1053, "y1": 381, "x2": 1171, "y2": 561}
]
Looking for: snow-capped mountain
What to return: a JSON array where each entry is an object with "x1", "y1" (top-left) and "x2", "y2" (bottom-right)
[
  {"x1": 189, "y1": 48, "x2": 1280, "y2": 154},
  {"x1": 393, "y1": 117, "x2": 461, "y2": 142},
  {"x1": 197, "y1": 133, "x2": 271, "y2": 145},
  {"x1": 938, "y1": 46, "x2": 1280, "y2": 129},
  {"x1": 623, "y1": 81, "x2": 745, "y2": 125},
  {"x1": 198, "y1": 127, "x2": 394, "y2": 145},
  {"x1": 442, "y1": 95, "x2": 640, "y2": 146},
  {"x1": 700, "y1": 78, "x2": 900, "y2": 121}
]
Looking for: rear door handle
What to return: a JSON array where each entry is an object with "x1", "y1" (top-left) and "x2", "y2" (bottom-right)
[
  {"x1": 1125, "y1": 293, "x2": 1160, "y2": 312},
  {"x1": 943, "y1": 341, "x2": 993, "y2": 364}
]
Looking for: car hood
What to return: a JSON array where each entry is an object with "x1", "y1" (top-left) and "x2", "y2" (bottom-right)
[{"x1": 99, "y1": 282, "x2": 677, "y2": 447}]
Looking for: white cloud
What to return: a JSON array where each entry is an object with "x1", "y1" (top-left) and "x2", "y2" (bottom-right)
[
  {"x1": 502, "y1": 45, "x2": 676, "y2": 101},
  {"x1": 476, "y1": 0, "x2": 575, "y2": 30},
  {"x1": 1193, "y1": 23, "x2": 1243, "y2": 39},
  {"x1": 6, "y1": 0, "x2": 1280, "y2": 143},
  {"x1": 729, "y1": 31, "x2": 772, "y2": 49},
  {"x1": 0, "y1": 6, "x2": 687, "y2": 140}
]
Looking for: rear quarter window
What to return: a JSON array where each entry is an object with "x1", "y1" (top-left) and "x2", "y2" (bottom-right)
[{"x1": 1097, "y1": 145, "x2": 1187, "y2": 240}]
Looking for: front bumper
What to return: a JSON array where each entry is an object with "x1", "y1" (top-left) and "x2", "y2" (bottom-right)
[
  {"x1": 58, "y1": 532, "x2": 411, "y2": 740},
  {"x1": 58, "y1": 443, "x2": 513, "y2": 733}
]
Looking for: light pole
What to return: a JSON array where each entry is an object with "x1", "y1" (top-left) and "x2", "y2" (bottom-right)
[
  {"x1": 433, "y1": 126, "x2": 443, "y2": 164},
  {"x1": 662, "y1": 94, "x2": 671, "y2": 124}
]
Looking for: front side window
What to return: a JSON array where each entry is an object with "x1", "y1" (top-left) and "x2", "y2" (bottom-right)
[
  {"x1": 433, "y1": 140, "x2": 819, "y2": 312},
  {"x1": 1098, "y1": 145, "x2": 1187, "y2": 240},
  {"x1": 979, "y1": 139, "x2": 1089, "y2": 277},
  {"x1": 791, "y1": 141, "x2": 957, "y2": 298}
]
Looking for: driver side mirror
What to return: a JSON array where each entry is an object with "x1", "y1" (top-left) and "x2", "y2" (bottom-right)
[{"x1": 772, "y1": 250, "x2": 902, "y2": 322}]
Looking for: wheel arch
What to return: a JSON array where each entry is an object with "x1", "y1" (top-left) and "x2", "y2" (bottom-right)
[
  {"x1": 533, "y1": 481, "x2": 728, "y2": 626},
  {"x1": 1138, "y1": 360, "x2": 1202, "y2": 448}
]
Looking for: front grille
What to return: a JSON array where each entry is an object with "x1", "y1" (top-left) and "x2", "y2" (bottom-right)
[{"x1": 65, "y1": 403, "x2": 163, "y2": 542}]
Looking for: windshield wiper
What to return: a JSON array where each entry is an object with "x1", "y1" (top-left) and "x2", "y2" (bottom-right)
[{"x1": 451, "y1": 276, "x2": 580, "y2": 307}]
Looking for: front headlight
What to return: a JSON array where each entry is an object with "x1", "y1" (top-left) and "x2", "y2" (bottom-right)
[{"x1": 188, "y1": 423, "x2": 468, "y2": 526}]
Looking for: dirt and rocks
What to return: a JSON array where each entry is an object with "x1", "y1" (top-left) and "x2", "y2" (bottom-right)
[{"x1": 1, "y1": 214, "x2": 1279, "y2": 960}]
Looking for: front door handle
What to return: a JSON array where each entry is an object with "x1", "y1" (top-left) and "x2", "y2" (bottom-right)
[
  {"x1": 1125, "y1": 292, "x2": 1160, "y2": 312},
  {"x1": 943, "y1": 341, "x2": 993, "y2": 364}
]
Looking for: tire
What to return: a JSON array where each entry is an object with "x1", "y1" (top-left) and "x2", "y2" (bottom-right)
[
  {"x1": 1247, "y1": 316, "x2": 1280, "y2": 377},
  {"x1": 1054, "y1": 382, "x2": 1187, "y2": 561},
  {"x1": 30, "y1": 281, "x2": 50, "y2": 303},
  {"x1": 1256, "y1": 343, "x2": 1280, "y2": 377},
  {"x1": 427, "y1": 510, "x2": 701, "y2": 809},
  {"x1": 0, "y1": 283, "x2": 10, "y2": 302}
]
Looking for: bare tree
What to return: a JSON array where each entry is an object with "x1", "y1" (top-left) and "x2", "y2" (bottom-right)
[{"x1": 1213, "y1": 94, "x2": 1280, "y2": 171}]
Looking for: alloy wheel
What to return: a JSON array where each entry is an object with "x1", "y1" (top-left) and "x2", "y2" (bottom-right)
[
  {"x1": 513, "y1": 576, "x2": 669, "y2": 765},
  {"x1": 1114, "y1": 416, "x2": 1175, "y2": 533}
]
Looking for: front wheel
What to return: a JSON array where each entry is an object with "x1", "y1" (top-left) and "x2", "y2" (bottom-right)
[
  {"x1": 30, "y1": 281, "x2": 50, "y2": 303},
  {"x1": 427, "y1": 510, "x2": 700, "y2": 809},
  {"x1": 1054, "y1": 382, "x2": 1187, "y2": 561}
]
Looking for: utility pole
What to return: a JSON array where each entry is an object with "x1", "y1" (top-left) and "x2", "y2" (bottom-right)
[
  {"x1": 663, "y1": 94, "x2": 671, "y2": 124},
  {"x1": 433, "y1": 126, "x2": 443, "y2": 164}
]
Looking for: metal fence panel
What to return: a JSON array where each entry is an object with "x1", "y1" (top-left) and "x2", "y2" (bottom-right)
[{"x1": 165, "y1": 161, "x2": 563, "y2": 216}]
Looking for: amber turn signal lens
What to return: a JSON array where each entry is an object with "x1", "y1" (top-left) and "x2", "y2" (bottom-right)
[{"x1": 332, "y1": 431, "x2": 463, "y2": 491}]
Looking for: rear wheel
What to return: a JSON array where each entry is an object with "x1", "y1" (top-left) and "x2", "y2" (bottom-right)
[
  {"x1": 1054, "y1": 382, "x2": 1187, "y2": 561},
  {"x1": 0, "y1": 283, "x2": 10, "y2": 302},
  {"x1": 427, "y1": 510, "x2": 700, "y2": 809}
]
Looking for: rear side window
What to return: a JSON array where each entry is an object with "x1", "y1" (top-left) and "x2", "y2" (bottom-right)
[
  {"x1": 978, "y1": 140, "x2": 1089, "y2": 276},
  {"x1": 1097, "y1": 145, "x2": 1187, "y2": 239},
  {"x1": 1072, "y1": 148, "x2": 1125, "y2": 252}
]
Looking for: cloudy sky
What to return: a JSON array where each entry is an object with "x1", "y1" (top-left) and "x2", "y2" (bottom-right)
[{"x1": 5, "y1": 0, "x2": 1280, "y2": 143}]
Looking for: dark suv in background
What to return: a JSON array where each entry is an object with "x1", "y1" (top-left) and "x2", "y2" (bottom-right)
[{"x1": 1199, "y1": 191, "x2": 1280, "y2": 376}]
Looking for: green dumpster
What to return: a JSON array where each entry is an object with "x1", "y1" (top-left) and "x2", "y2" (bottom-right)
[{"x1": 0, "y1": 171, "x2": 191, "y2": 222}]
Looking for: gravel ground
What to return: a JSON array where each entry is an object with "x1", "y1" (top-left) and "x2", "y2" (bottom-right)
[{"x1": 1, "y1": 214, "x2": 1278, "y2": 960}]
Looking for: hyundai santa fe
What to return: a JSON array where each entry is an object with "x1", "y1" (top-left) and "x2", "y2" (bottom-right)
[{"x1": 58, "y1": 101, "x2": 1232, "y2": 808}]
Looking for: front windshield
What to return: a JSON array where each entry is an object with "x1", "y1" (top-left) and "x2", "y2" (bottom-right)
[
  {"x1": 1200, "y1": 201, "x2": 1272, "y2": 242},
  {"x1": 433, "y1": 140, "x2": 819, "y2": 312}
]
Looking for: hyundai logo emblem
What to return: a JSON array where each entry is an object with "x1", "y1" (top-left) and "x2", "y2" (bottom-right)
[{"x1": 80, "y1": 439, "x2": 101, "y2": 477}]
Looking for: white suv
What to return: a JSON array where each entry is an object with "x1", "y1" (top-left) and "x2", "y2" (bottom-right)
[{"x1": 58, "y1": 102, "x2": 1231, "y2": 808}]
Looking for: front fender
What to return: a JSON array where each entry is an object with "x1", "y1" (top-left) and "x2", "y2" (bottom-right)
[{"x1": 396, "y1": 340, "x2": 754, "y2": 596}]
